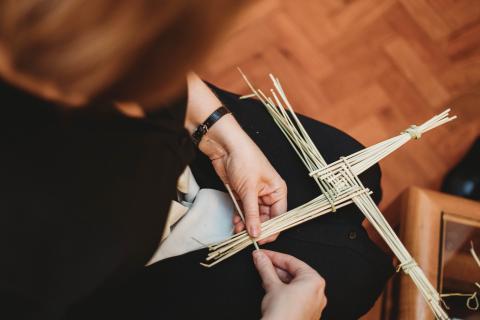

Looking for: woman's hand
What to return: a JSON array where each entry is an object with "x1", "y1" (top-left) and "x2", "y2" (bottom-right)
[
  {"x1": 201, "y1": 124, "x2": 287, "y2": 243},
  {"x1": 185, "y1": 72, "x2": 287, "y2": 243},
  {"x1": 253, "y1": 250, "x2": 327, "y2": 320}
]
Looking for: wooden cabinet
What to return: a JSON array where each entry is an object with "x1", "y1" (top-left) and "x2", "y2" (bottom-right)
[{"x1": 362, "y1": 187, "x2": 480, "y2": 319}]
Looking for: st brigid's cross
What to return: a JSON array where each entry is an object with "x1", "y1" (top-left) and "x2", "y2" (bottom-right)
[{"x1": 201, "y1": 70, "x2": 455, "y2": 320}]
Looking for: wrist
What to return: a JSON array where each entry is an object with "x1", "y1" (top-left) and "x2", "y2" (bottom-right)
[
  {"x1": 185, "y1": 72, "x2": 222, "y2": 133},
  {"x1": 198, "y1": 113, "x2": 247, "y2": 159},
  {"x1": 191, "y1": 106, "x2": 231, "y2": 146},
  {"x1": 184, "y1": 72, "x2": 251, "y2": 159}
]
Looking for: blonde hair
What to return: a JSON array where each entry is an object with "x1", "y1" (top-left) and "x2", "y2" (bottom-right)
[{"x1": 0, "y1": 0, "x2": 244, "y2": 106}]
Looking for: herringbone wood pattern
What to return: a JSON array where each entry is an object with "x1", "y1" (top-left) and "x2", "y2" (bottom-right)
[{"x1": 199, "y1": 0, "x2": 480, "y2": 211}]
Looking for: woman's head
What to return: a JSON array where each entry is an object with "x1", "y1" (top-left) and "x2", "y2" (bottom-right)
[{"x1": 0, "y1": 0, "x2": 245, "y2": 107}]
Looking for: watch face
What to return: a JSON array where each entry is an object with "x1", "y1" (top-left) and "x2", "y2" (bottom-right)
[{"x1": 192, "y1": 124, "x2": 208, "y2": 145}]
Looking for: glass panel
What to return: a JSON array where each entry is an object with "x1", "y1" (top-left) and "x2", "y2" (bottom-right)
[{"x1": 440, "y1": 213, "x2": 480, "y2": 319}]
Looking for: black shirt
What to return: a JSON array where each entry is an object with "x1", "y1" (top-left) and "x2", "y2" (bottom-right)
[{"x1": 0, "y1": 79, "x2": 194, "y2": 319}]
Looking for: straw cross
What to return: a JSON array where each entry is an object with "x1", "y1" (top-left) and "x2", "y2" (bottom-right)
[{"x1": 201, "y1": 70, "x2": 455, "y2": 320}]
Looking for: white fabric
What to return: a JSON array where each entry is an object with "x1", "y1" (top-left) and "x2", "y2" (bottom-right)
[
  {"x1": 146, "y1": 167, "x2": 234, "y2": 265},
  {"x1": 159, "y1": 201, "x2": 189, "y2": 241},
  {"x1": 176, "y1": 166, "x2": 199, "y2": 203}
]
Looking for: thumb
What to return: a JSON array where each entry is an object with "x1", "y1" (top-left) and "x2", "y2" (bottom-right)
[
  {"x1": 242, "y1": 189, "x2": 261, "y2": 237},
  {"x1": 253, "y1": 250, "x2": 280, "y2": 291}
]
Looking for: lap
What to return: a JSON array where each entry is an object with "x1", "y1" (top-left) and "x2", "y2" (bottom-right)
[
  {"x1": 69, "y1": 85, "x2": 393, "y2": 320},
  {"x1": 71, "y1": 228, "x2": 392, "y2": 320}
]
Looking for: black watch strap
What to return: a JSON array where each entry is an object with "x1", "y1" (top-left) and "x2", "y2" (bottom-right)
[{"x1": 191, "y1": 106, "x2": 231, "y2": 145}]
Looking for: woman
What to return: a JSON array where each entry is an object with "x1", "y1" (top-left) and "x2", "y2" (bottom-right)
[{"x1": 0, "y1": 1, "x2": 392, "y2": 319}]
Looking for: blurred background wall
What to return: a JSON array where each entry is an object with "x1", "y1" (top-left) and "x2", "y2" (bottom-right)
[{"x1": 198, "y1": 0, "x2": 480, "y2": 210}]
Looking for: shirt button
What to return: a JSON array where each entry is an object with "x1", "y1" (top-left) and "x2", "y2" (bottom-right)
[{"x1": 348, "y1": 231, "x2": 357, "y2": 240}]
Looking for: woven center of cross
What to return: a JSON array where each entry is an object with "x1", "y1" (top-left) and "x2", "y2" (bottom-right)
[{"x1": 310, "y1": 158, "x2": 365, "y2": 212}]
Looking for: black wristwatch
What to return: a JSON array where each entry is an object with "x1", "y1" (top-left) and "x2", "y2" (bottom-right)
[{"x1": 191, "y1": 106, "x2": 231, "y2": 145}]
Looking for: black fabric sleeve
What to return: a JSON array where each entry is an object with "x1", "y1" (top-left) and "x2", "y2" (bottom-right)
[{"x1": 0, "y1": 95, "x2": 193, "y2": 319}]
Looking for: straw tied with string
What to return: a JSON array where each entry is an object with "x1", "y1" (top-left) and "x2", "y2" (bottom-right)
[{"x1": 201, "y1": 70, "x2": 456, "y2": 320}]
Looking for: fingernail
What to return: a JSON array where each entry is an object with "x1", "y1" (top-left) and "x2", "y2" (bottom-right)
[
  {"x1": 249, "y1": 225, "x2": 260, "y2": 238},
  {"x1": 252, "y1": 250, "x2": 264, "y2": 263}
]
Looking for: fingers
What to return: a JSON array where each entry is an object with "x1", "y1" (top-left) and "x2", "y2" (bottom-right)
[
  {"x1": 234, "y1": 202, "x2": 278, "y2": 240},
  {"x1": 233, "y1": 214, "x2": 241, "y2": 224},
  {"x1": 252, "y1": 250, "x2": 281, "y2": 291},
  {"x1": 233, "y1": 212, "x2": 271, "y2": 236},
  {"x1": 234, "y1": 222, "x2": 245, "y2": 233},
  {"x1": 261, "y1": 250, "x2": 315, "y2": 278},
  {"x1": 233, "y1": 212, "x2": 278, "y2": 242},
  {"x1": 262, "y1": 250, "x2": 327, "y2": 313},
  {"x1": 269, "y1": 195, "x2": 287, "y2": 218},
  {"x1": 257, "y1": 233, "x2": 278, "y2": 245},
  {"x1": 274, "y1": 267, "x2": 293, "y2": 283},
  {"x1": 242, "y1": 189, "x2": 261, "y2": 237},
  {"x1": 260, "y1": 179, "x2": 287, "y2": 218},
  {"x1": 259, "y1": 205, "x2": 270, "y2": 216},
  {"x1": 232, "y1": 210, "x2": 246, "y2": 233},
  {"x1": 258, "y1": 179, "x2": 287, "y2": 244},
  {"x1": 321, "y1": 295, "x2": 328, "y2": 311},
  {"x1": 235, "y1": 212, "x2": 276, "y2": 242},
  {"x1": 251, "y1": 214, "x2": 272, "y2": 243},
  {"x1": 257, "y1": 216, "x2": 279, "y2": 243}
]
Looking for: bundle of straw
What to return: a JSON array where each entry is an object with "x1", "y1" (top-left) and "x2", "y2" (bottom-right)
[{"x1": 202, "y1": 70, "x2": 455, "y2": 320}]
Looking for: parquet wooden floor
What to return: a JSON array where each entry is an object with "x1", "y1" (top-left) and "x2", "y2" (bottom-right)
[{"x1": 199, "y1": 0, "x2": 480, "y2": 211}]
